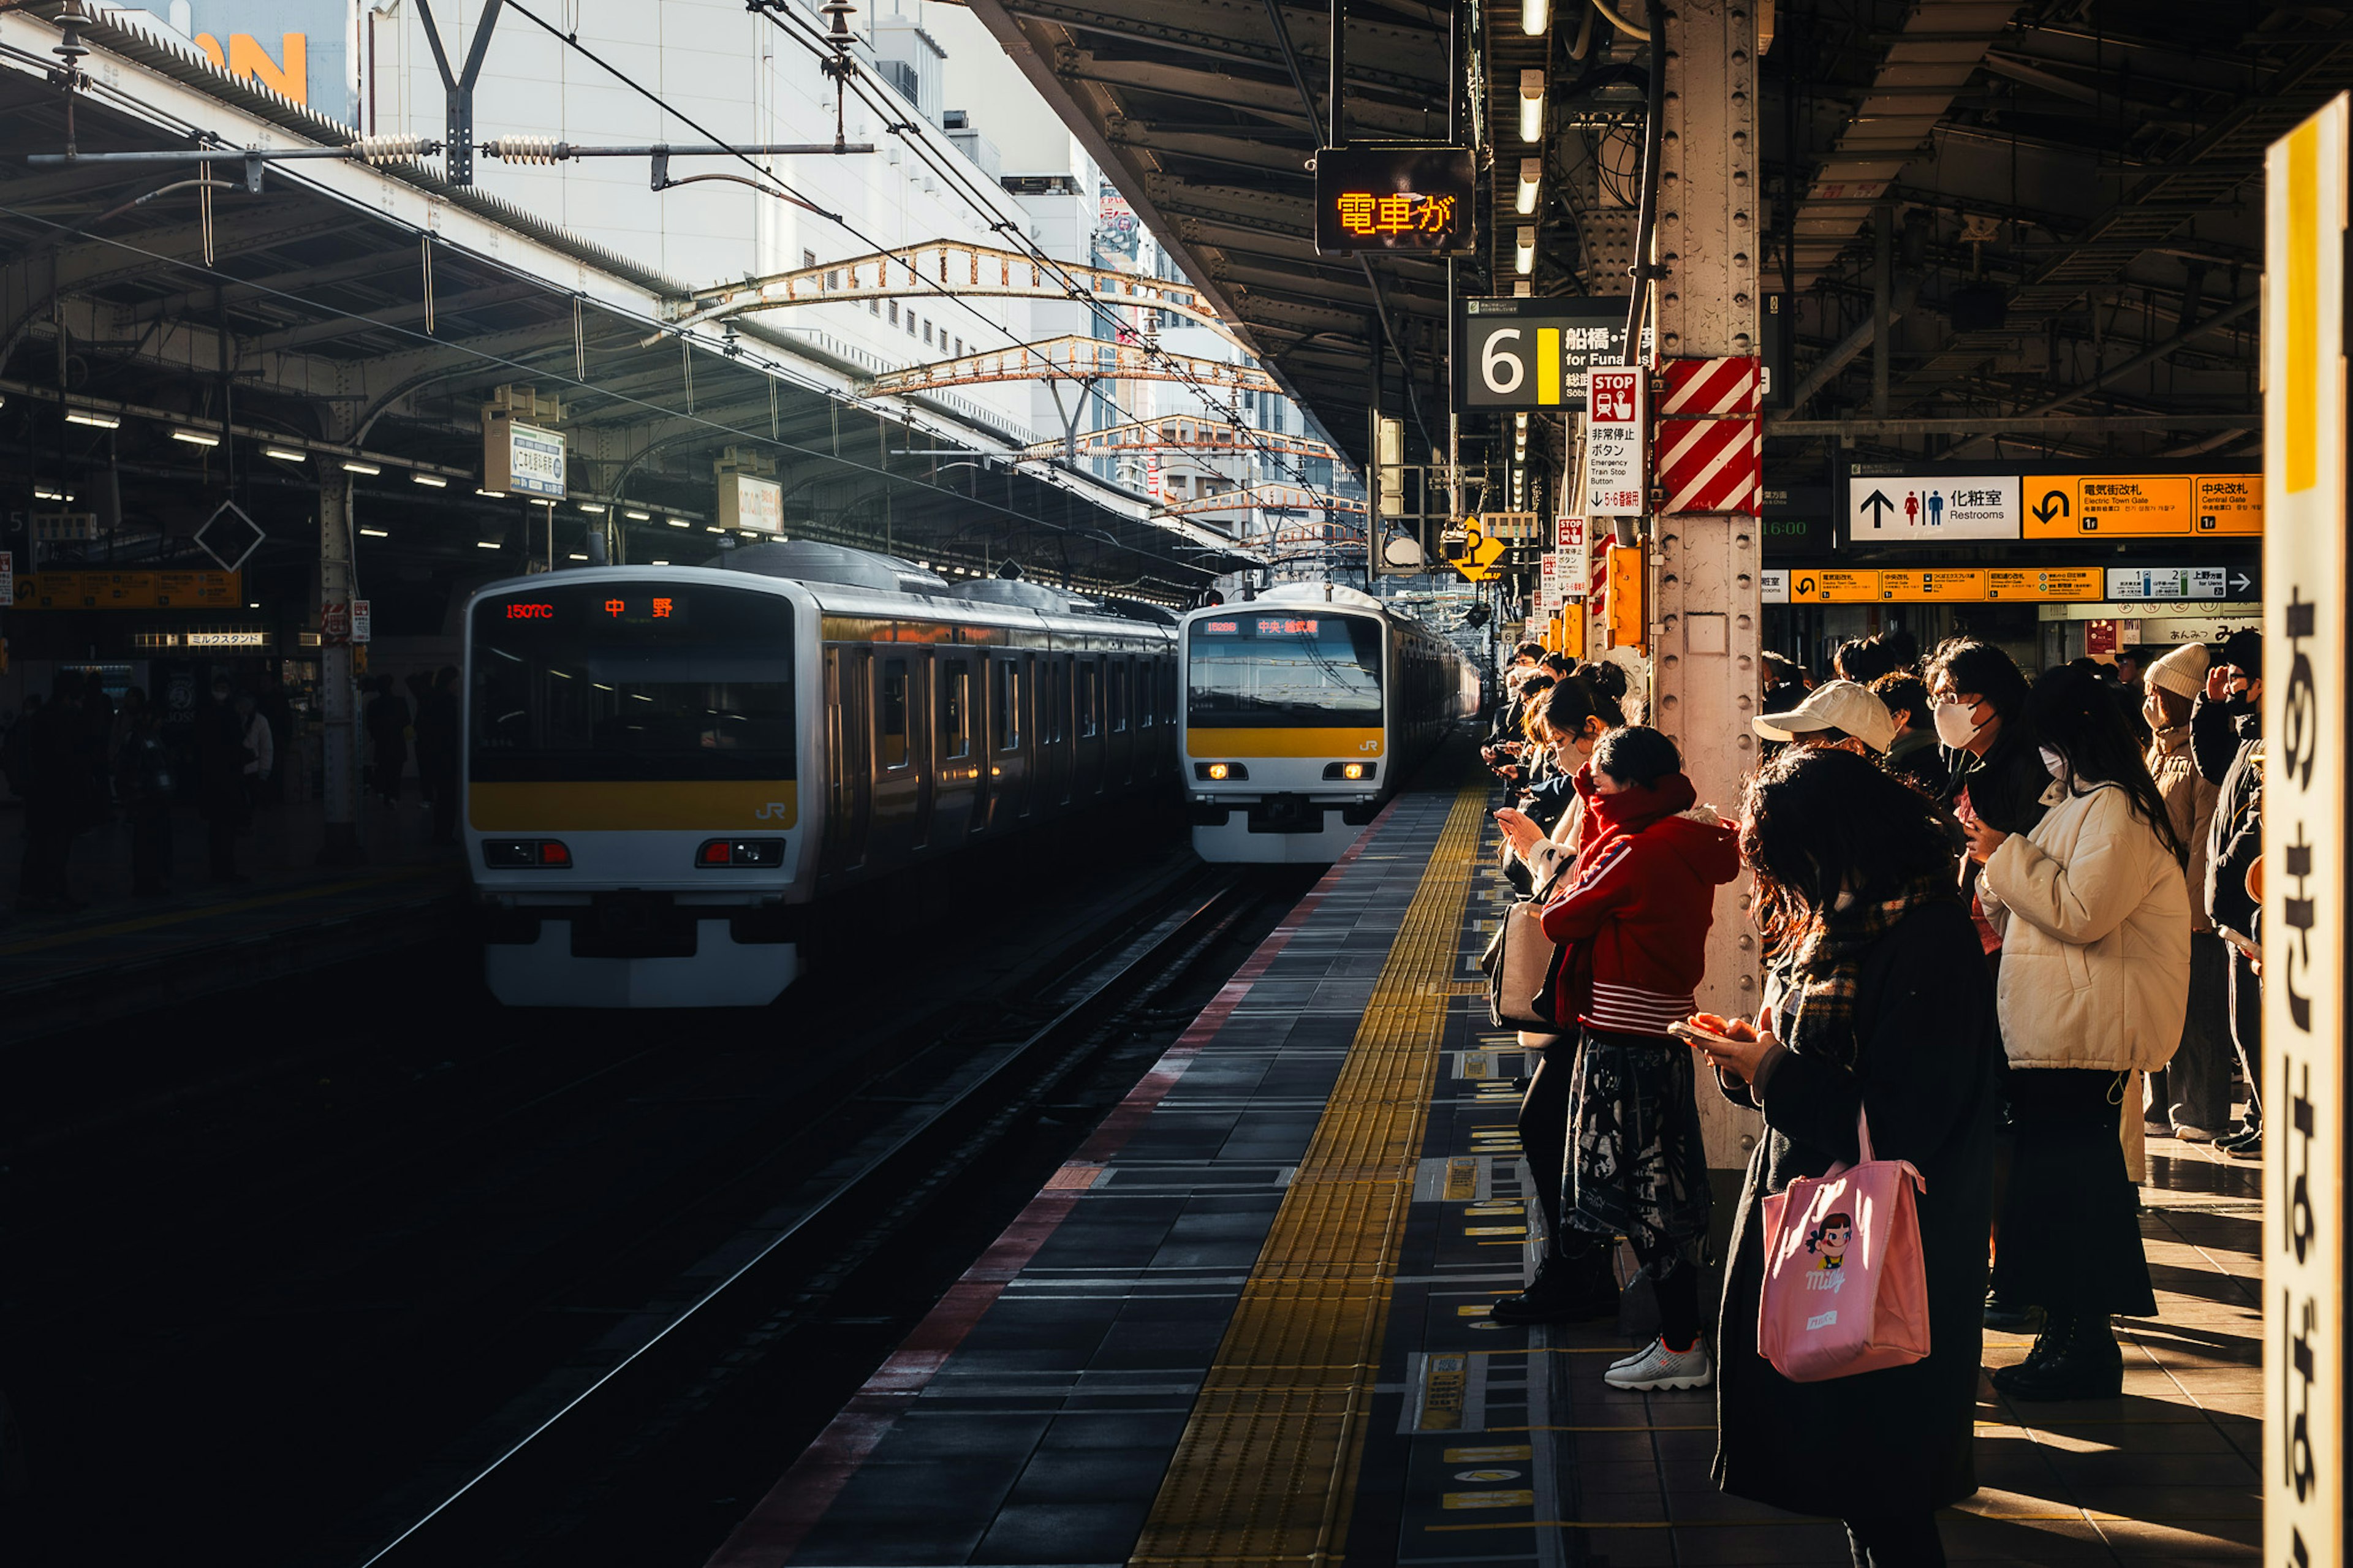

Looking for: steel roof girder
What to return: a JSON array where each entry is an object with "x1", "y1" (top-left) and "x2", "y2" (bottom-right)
[{"x1": 1008, "y1": 0, "x2": 1441, "y2": 93}]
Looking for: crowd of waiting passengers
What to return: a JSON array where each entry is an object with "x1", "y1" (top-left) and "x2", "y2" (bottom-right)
[{"x1": 1477, "y1": 628, "x2": 2265, "y2": 1566}]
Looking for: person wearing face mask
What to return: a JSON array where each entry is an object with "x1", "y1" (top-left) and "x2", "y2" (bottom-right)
[
  {"x1": 1923, "y1": 640, "x2": 2047, "y2": 962},
  {"x1": 2141, "y1": 643, "x2": 2229, "y2": 1142},
  {"x1": 1965, "y1": 667, "x2": 2191, "y2": 1400},
  {"x1": 1507, "y1": 728, "x2": 1739, "y2": 1379},
  {"x1": 1488, "y1": 674, "x2": 1626, "y2": 1325},
  {"x1": 2189, "y1": 630, "x2": 2265, "y2": 1153}
]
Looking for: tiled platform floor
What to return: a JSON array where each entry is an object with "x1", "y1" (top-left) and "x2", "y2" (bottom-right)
[{"x1": 702, "y1": 759, "x2": 2268, "y2": 1568}]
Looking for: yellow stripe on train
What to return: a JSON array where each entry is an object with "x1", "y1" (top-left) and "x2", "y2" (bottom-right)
[
  {"x1": 1186, "y1": 727, "x2": 1384, "y2": 759},
  {"x1": 468, "y1": 780, "x2": 798, "y2": 831}
]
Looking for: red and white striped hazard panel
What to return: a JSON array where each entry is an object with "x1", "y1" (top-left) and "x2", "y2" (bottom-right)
[
  {"x1": 1658, "y1": 356, "x2": 1761, "y2": 419},
  {"x1": 1655, "y1": 417, "x2": 1762, "y2": 515}
]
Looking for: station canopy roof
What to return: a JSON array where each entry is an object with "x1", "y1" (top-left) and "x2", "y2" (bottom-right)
[
  {"x1": 0, "y1": 6, "x2": 1257, "y2": 610},
  {"x1": 969, "y1": 0, "x2": 2339, "y2": 474}
]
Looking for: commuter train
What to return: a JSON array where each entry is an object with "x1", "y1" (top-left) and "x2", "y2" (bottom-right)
[
  {"x1": 462, "y1": 542, "x2": 1176, "y2": 1007},
  {"x1": 1178, "y1": 583, "x2": 1479, "y2": 863}
]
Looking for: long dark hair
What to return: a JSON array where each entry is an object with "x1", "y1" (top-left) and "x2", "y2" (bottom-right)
[
  {"x1": 2026, "y1": 665, "x2": 2191, "y2": 868},
  {"x1": 1739, "y1": 746, "x2": 1958, "y2": 945},
  {"x1": 1539, "y1": 672, "x2": 1625, "y2": 738}
]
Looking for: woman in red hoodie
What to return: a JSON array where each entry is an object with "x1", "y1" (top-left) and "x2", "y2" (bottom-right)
[{"x1": 1535, "y1": 725, "x2": 1741, "y2": 1391}]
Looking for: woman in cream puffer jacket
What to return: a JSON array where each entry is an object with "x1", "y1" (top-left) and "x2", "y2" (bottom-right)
[
  {"x1": 1962, "y1": 667, "x2": 2191, "y2": 1401},
  {"x1": 1979, "y1": 778, "x2": 2192, "y2": 1073}
]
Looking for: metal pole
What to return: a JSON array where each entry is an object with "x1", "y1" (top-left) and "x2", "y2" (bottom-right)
[
  {"x1": 1651, "y1": 0, "x2": 1759, "y2": 1172},
  {"x1": 1873, "y1": 204, "x2": 1892, "y2": 417},
  {"x1": 318, "y1": 477, "x2": 362, "y2": 864},
  {"x1": 1329, "y1": 0, "x2": 1347, "y2": 147}
]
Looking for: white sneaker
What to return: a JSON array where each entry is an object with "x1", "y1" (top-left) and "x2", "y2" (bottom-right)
[{"x1": 1603, "y1": 1337, "x2": 1713, "y2": 1391}]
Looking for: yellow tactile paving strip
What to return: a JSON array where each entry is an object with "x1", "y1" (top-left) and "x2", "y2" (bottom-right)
[{"x1": 1129, "y1": 779, "x2": 1490, "y2": 1568}]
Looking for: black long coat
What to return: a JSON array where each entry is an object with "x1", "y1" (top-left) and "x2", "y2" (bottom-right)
[{"x1": 1710, "y1": 897, "x2": 2001, "y2": 1518}]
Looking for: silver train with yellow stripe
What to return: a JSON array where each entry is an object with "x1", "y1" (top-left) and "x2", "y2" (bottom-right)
[
  {"x1": 1178, "y1": 583, "x2": 1479, "y2": 863},
  {"x1": 464, "y1": 542, "x2": 1175, "y2": 1007}
]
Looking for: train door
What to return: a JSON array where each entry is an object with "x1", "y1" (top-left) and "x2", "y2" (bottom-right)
[
  {"x1": 871, "y1": 651, "x2": 920, "y2": 860},
  {"x1": 1076, "y1": 656, "x2": 1104, "y2": 798},
  {"x1": 1044, "y1": 654, "x2": 1072, "y2": 808},
  {"x1": 1107, "y1": 656, "x2": 1131, "y2": 789},
  {"x1": 824, "y1": 645, "x2": 872, "y2": 877},
  {"x1": 933, "y1": 653, "x2": 979, "y2": 841},
  {"x1": 989, "y1": 652, "x2": 1028, "y2": 826}
]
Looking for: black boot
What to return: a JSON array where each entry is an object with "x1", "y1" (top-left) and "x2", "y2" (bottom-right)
[
  {"x1": 1991, "y1": 1306, "x2": 2072, "y2": 1390},
  {"x1": 1994, "y1": 1311, "x2": 2123, "y2": 1401},
  {"x1": 1490, "y1": 1249, "x2": 1620, "y2": 1325}
]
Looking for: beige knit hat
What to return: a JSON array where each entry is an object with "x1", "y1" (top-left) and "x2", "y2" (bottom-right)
[{"x1": 2146, "y1": 641, "x2": 2210, "y2": 700}]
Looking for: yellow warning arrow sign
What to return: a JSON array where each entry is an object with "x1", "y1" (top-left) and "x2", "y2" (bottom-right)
[{"x1": 1452, "y1": 521, "x2": 1509, "y2": 582}]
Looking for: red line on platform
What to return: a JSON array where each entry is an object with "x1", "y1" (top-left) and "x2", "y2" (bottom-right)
[{"x1": 703, "y1": 806, "x2": 1400, "y2": 1568}]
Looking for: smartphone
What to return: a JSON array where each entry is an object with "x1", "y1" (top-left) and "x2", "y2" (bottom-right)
[{"x1": 1666, "y1": 1020, "x2": 1745, "y2": 1050}]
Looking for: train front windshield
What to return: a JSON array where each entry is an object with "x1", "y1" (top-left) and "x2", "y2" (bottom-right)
[
  {"x1": 469, "y1": 583, "x2": 795, "y2": 781},
  {"x1": 1187, "y1": 613, "x2": 1382, "y2": 728}
]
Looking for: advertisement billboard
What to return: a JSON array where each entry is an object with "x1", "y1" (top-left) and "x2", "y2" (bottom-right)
[{"x1": 157, "y1": 2, "x2": 352, "y2": 124}]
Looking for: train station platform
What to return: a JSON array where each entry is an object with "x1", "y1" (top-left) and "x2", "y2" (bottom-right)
[
  {"x1": 702, "y1": 760, "x2": 2264, "y2": 1568},
  {"x1": 0, "y1": 793, "x2": 466, "y2": 1041}
]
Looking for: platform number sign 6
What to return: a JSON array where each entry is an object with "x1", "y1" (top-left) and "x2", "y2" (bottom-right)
[{"x1": 1480, "y1": 328, "x2": 1528, "y2": 396}]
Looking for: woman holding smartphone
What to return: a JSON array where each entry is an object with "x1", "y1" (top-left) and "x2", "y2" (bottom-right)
[
  {"x1": 1688, "y1": 746, "x2": 2000, "y2": 1567},
  {"x1": 1968, "y1": 665, "x2": 2190, "y2": 1399},
  {"x1": 1517, "y1": 726, "x2": 1739, "y2": 1379},
  {"x1": 1488, "y1": 673, "x2": 1625, "y2": 1325}
]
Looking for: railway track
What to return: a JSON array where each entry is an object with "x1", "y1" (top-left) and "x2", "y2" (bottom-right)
[
  {"x1": 0, "y1": 827, "x2": 1302, "y2": 1568},
  {"x1": 332, "y1": 870, "x2": 1301, "y2": 1567}
]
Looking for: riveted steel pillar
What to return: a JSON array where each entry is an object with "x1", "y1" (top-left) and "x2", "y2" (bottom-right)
[
  {"x1": 1654, "y1": 0, "x2": 1761, "y2": 1169},
  {"x1": 319, "y1": 477, "x2": 362, "y2": 864}
]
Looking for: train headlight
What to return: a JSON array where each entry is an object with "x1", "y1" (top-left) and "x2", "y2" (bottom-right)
[
  {"x1": 1322, "y1": 761, "x2": 1379, "y2": 782},
  {"x1": 1194, "y1": 761, "x2": 1248, "y2": 782},
  {"x1": 1343, "y1": 763, "x2": 1365, "y2": 780},
  {"x1": 1208, "y1": 763, "x2": 1229, "y2": 781}
]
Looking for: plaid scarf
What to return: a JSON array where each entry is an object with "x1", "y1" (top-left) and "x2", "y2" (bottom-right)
[{"x1": 1781, "y1": 874, "x2": 1960, "y2": 1069}]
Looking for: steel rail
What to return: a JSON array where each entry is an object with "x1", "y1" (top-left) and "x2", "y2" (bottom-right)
[{"x1": 352, "y1": 874, "x2": 1261, "y2": 1567}]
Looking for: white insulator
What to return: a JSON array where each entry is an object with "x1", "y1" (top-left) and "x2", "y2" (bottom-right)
[
  {"x1": 354, "y1": 135, "x2": 430, "y2": 165},
  {"x1": 490, "y1": 136, "x2": 563, "y2": 165}
]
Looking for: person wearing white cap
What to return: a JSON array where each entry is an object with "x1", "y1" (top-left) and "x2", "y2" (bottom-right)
[
  {"x1": 1751, "y1": 679, "x2": 1898, "y2": 757},
  {"x1": 2142, "y1": 643, "x2": 2229, "y2": 1140}
]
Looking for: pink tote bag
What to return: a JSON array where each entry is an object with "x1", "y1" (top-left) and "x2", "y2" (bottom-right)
[{"x1": 1757, "y1": 1107, "x2": 1931, "y2": 1383}]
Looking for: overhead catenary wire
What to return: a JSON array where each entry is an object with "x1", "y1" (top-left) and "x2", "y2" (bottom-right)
[
  {"x1": 7, "y1": 2, "x2": 1292, "y2": 575},
  {"x1": 752, "y1": 2, "x2": 1344, "y2": 506},
  {"x1": 0, "y1": 197, "x2": 1227, "y2": 593},
  {"x1": 495, "y1": 0, "x2": 1335, "y2": 513},
  {"x1": 729, "y1": 0, "x2": 1351, "y2": 505}
]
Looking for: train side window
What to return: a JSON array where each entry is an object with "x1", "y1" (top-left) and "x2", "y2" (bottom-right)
[
  {"x1": 941, "y1": 661, "x2": 972, "y2": 760},
  {"x1": 1109, "y1": 659, "x2": 1127, "y2": 733},
  {"x1": 990, "y1": 657, "x2": 1020, "y2": 751},
  {"x1": 1140, "y1": 658, "x2": 1154, "y2": 727},
  {"x1": 881, "y1": 657, "x2": 909, "y2": 768},
  {"x1": 1078, "y1": 661, "x2": 1101, "y2": 738}
]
